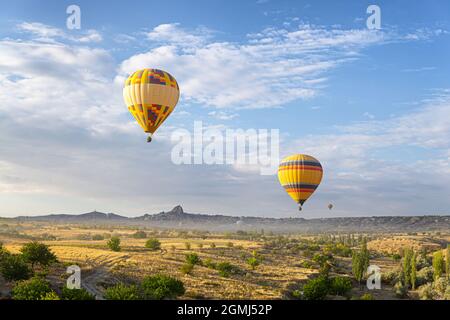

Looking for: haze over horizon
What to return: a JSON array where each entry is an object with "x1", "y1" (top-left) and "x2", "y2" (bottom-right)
[{"x1": 1, "y1": 1, "x2": 450, "y2": 218}]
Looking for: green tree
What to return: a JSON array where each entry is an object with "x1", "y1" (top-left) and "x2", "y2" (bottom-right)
[
  {"x1": 402, "y1": 248, "x2": 413, "y2": 288},
  {"x1": 432, "y1": 251, "x2": 445, "y2": 280},
  {"x1": 145, "y1": 238, "x2": 161, "y2": 251},
  {"x1": 104, "y1": 284, "x2": 140, "y2": 300},
  {"x1": 11, "y1": 277, "x2": 55, "y2": 300},
  {"x1": 140, "y1": 275, "x2": 185, "y2": 300},
  {"x1": 20, "y1": 242, "x2": 57, "y2": 269},
  {"x1": 0, "y1": 254, "x2": 32, "y2": 281},
  {"x1": 61, "y1": 287, "x2": 95, "y2": 300},
  {"x1": 107, "y1": 237, "x2": 121, "y2": 252},
  {"x1": 352, "y1": 239, "x2": 370, "y2": 284},
  {"x1": 411, "y1": 251, "x2": 417, "y2": 290},
  {"x1": 446, "y1": 245, "x2": 450, "y2": 279}
]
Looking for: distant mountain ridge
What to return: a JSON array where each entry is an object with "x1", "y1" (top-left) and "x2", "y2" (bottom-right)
[{"x1": 11, "y1": 205, "x2": 450, "y2": 233}]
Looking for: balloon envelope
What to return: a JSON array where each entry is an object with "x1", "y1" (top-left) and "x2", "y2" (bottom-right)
[
  {"x1": 278, "y1": 154, "x2": 323, "y2": 210},
  {"x1": 123, "y1": 69, "x2": 179, "y2": 139}
]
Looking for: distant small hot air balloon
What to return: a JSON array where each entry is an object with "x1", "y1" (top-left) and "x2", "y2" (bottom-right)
[
  {"x1": 278, "y1": 154, "x2": 323, "y2": 211},
  {"x1": 328, "y1": 203, "x2": 333, "y2": 210},
  {"x1": 123, "y1": 69, "x2": 179, "y2": 142}
]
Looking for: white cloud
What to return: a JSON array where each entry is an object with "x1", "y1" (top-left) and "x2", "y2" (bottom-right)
[
  {"x1": 17, "y1": 22, "x2": 103, "y2": 43},
  {"x1": 119, "y1": 23, "x2": 389, "y2": 110}
]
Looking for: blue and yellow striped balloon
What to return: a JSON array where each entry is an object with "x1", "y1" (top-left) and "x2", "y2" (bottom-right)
[{"x1": 278, "y1": 154, "x2": 323, "y2": 211}]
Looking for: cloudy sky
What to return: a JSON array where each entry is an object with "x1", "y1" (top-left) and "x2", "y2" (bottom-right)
[{"x1": 0, "y1": 0, "x2": 449, "y2": 218}]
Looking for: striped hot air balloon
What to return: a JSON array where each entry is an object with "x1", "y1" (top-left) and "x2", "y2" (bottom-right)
[
  {"x1": 278, "y1": 154, "x2": 323, "y2": 211},
  {"x1": 123, "y1": 68, "x2": 179, "y2": 142}
]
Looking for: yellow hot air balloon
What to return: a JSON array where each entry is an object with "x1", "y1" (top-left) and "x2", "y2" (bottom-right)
[
  {"x1": 278, "y1": 154, "x2": 323, "y2": 211},
  {"x1": 123, "y1": 68, "x2": 179, "y2": 142}
]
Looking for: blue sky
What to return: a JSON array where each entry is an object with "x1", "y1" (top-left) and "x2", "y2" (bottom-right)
[{"x1": 0, "y1": 1, "x2": 449, "y2": 218}]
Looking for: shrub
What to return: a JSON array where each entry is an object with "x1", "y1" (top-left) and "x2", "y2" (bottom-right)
[
  {"x1": 416, "y1": 266, "x2": 434, "y2": 286},
  {"x1": 107, "y1": 237, "x2": 121, "y2": 252},
  {"x1": 104, "y1": 283, "x2": 140, "y2": 300},
  {"x1": 185, "y1": 253, "x2": 200, "y2": 265},
  {"x1": 433, "y1": 277, "x2": 447, "y2": 296},
  {"x1": 20, "y1": 242, "x2": 57, "y2": 268},
  {"x1": 41, "y1": 291, "x2": 60, "y2": 300},
  {"x1": 382, "y1": 269, "x2": 400, "y2": 285},
  {"x1": 180, "y1": 263, "x2": 194, "y2": 275},
  {"x1": 203, "y1": 258, "x2": 216, "y2": 269},
  {"x1": 184, "y1": 242, "x2": 191, "y2": 250},
  {"x1": 12, "y1": 277, "x2": 54, "y2": 300},
  {"x1": 140, "y1": 275, "x2": 185, "y2": 300},
  {"x1": 132, "y1": 231, "x2": 147, "y2": 239},
  {"x1": 226, "y1": 242, "x2": 234, "y2": 248},
  {"x1": 61, "y1": 287, "x2": 95, "y2": 300},
  {"x1": 247, "y1": 257, "x2": 260, "y2": 270},
  {"x1": 210, "y1": 243, "x2": 216, "y2": 249},
  {"x1": 216, "y1": 262, "x2": 237, "y2": 278},
  {"x1": 394, "y1": 281, "x2": 408, "y2": 298},
  {"x1": 329, "y1": 276, "x2": 352, "y2": 296},
  {"x1": 0, "y1": 254, "x2": 32, "y2": 281},
  {"x1": 360, "y1": 293, "x2": 374, "y2": 300},
  {"x1": 302, "y1": 276, "x2": 330, "y2": 300},
  {"x1": 392, "y1": 254, "x2": 402, "y2": 261},
  {"x1": 92, "y1": 234, "x2": 104, "y2": 241},
  {"x1": 418, "y1": 283, "x2": 435, "y2": 300},
  {"x1": 145, "y1": 238, "x2": 161, "y2": 251}
]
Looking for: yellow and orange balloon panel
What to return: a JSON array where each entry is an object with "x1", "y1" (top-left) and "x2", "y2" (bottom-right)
[
  {"x1": 278, "y1": 154, "x2": 323, "y2": 211},
  {"x1": 123, "y1": 68, "x2": 179, "y2": 142}
]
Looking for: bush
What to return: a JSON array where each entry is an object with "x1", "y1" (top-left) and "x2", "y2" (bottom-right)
[
  {"x1": 107, "y1": 237, "x2": 121, "y2": 252},
  {"x1": 360, "y1": 293, "x2": 374, "y2": 300},
  {"x1": 381, "y1": 269, "x2": 401, "y2": 285},
  {"x1": 140, "y1": 275, "x2": 185, "y2": 300},
  {"x1": 302, "y1": 276, "x2": 330, "y2": 300},
  {"x1": 226, "y1": 242, "x2": 234, "y2": 248},
  {"x1": 61, "y1": 287, "x2": 95, "y2": 300},
  {"x1": 329, "y1": 276, "x2": 352, "y2": 296},
  {"x1": 203, "y1": 258, "x2": 216, "y2": 269},
  {"x1": 216, "y1": 262, "x2": 237, "y2": 278},
  {"x1": 20, "y1": 242, "x2": 57, "y2": 268},
  {"x1": 185, "y1": 253, "x2": 200, "y2": 265},
  {"x1": 12, "y1": 277, "x2": 55, "y2": 300},
  {"x1": 416, "y1": 266, "x2": 434, "y2": 286},
  {"x1": 145, "y1": 238, "x2": 161, "y2": 251},
  {"x1": 394, "y1": 281, "x2": 408, "y2": 299},
  {"x1": 132, "y1": 231, "x2": 147, "y2": 239},
  {"x1": 0, "y1": 254, "x2": 32, "y2": 281},
  {"x1": 418, "y1": 283, "x2": 435, "y2": 300},
  {"x1": 210, "y1": 243, "x2": 216, "y2": 249},
  {"x1": 41, "y1": 291, "x2": 60, "y2": 300},
  {"x1": 247, "y1": 257, "x2": 260, "y2": 270},
  {"x1": 184, "y1": 242, "x2": 191, "y2": 250},
  {"x1": 180, "y1": 263, "x2": 194, "y2": 275},
  {"x1": 92, "y1": 234, "x2": 104, "y2": 241},
  {"x1": 104, "y1": 283, "x2": 140, "y2": 300}
]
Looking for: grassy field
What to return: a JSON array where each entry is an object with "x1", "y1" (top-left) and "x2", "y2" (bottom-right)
[{"x1": 0, "y1": 221, "x2": 448, "y2": 300}]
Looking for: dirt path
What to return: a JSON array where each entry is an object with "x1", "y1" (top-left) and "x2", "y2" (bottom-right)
[{"x1": 82, "y1": 255, "x2": 130, "y2": 300}]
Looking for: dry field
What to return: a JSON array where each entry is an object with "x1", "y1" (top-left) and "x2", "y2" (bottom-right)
[{"x1": 0, "y1": 220, "x2": 448, "y2": 300}]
